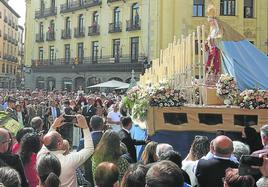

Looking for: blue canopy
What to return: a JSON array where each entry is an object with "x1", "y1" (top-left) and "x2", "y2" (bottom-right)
[{"x1": 220, "y1": 40, "x2": 268, "y2": 91}]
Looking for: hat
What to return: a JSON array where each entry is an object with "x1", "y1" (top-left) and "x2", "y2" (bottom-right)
[{"x1": 7, "y1": 96, "x2": 16, "y2": 103}]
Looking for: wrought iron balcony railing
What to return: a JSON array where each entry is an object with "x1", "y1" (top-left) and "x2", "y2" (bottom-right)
[
  {"x1": 31, "y1": 55, "x2": 146, "y2": 73},
  {"x1": 36, "y1": 33, "x2": 44, "y2": 43},
  {"x1": 61, "y1": 29, "x2": 72, "y2": 39},
  {"x1": 46, "y1": 31, "x2": 56, "y2": 41},
  {"x1": 107, "y1": 0, "x2": 122, "y2": 3},
  {"x1": 108, "y1": 22, "x2": 122, "y2": 33},
  {"x1": 35, "y1": 7, "x2": 57, "y2": 19},
  {"x1": 84, "y1": 0, "x2": 102, "y2": 8},
  {"x1": 60, "y1": 0, "x2": 101, "y2": 13},
  {"x1": 126, "y1": 19, "x2": 141, "y2": 31},
  {"x1": 88, "y1": 25, "x2": 100, "y2": 36},
  {"x1": 74, "y1": 27, "x2": 85, "y2": 38}
]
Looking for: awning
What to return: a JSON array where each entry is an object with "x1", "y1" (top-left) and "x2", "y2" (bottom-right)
[{"x1": 87, "y1": 80, "x2": 129, "y2": 88}]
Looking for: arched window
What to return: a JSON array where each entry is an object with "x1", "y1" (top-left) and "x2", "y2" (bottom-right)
[
  {"x1": 92, "y1": 11, "x2": 99, "y2": 25},
  {"x1": 78, "y1": 14, "x2": 84, "y2": 31},
  {"x1": 131, "y1": 3, "x2": 140, "y2": 22},
  {"x1": 50, "y1": 20, "x2": 55, "y2": 32},
  {"x1": 220, "y1": 0, "x2": 236, "y2": 16},
  {"x1": 114, "y1": 7, "x2": 120, "y2": 26},
  {"x1": 65, "y1": 17, "x2": 71, "y2": 31}
]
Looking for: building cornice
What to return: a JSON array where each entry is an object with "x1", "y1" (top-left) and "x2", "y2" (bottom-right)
[{"x1": 0, "y1": 0, "x2": 20, "y2": 18}]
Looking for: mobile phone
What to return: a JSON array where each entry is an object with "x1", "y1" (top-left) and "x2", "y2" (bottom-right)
[
  {"x1": 63, "y1": 114, "x2": 77, "y2": 124},
  {"x1": 240, "y1": 155, "x2": 263, "y2": 166}
]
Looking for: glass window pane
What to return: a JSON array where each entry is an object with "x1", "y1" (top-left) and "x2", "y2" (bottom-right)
[
  {"x1": 193, "y1": 6, "x2": 197, "y2": 16},
  {"x1": 198, "y1": 6, "x2": 203, "y2": 16}
]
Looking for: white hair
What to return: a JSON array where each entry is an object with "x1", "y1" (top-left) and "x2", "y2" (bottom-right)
[{"x1": 156, "y1": 143, "x2": 173, "y2": 158}]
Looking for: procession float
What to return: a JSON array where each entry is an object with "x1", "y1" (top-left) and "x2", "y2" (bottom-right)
[{"x1": 124, "y1": 5, "x2": 268, "y2": 157}]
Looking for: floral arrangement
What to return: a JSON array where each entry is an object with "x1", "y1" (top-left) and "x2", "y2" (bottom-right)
[
  {"x1": 123, "y1": 83, "x2": 187, "y2": 121},
  {"x1": 216, "y1": 74, "x2": 237, "y2": 104},
  {"x1": 149, "y1": 87, "x2": 186, "y2": 107},
  {"x1": 123, "y1": 85, "x2": 150, "y2": 121},
  {"x1": 239, "y1": 89, "x2": 268, "y2": 110}
]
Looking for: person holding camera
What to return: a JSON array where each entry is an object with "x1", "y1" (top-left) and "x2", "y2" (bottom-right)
[{"x1": 38, "y1": 115, "x2": 94, "y2": 187}]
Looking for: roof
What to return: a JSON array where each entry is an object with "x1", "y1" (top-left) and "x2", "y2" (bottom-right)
[{"x1": 0, "y1": 0, "x2": 20, "y2": 18}]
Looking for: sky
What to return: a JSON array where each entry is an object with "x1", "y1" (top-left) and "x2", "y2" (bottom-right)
[{"x1": 8, "y1": 0, "x2": 26, "y2": 27}]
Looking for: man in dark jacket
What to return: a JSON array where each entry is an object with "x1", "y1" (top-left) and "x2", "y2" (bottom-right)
[
  {"x1": 82, "y1": 97, "x2": 96, "y2": 126},
  {"x1": 195, "y1": 135, "x2": 238, "y2": 187},
  {"x1": 119, "y1": 116, "x2": 147, "y2": 162},
  {"x1": 0, "y1": 128, "x2": 28, "y2": 187},
  {"x1": 5, "y1": 97, "x2": 18, "y2": 121}
]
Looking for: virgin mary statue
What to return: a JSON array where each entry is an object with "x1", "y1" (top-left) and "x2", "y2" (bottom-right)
[{"x1": 205, "y1": 4, "x2": 268, "y2": 91}]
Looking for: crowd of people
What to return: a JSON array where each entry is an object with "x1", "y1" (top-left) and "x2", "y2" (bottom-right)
[{"x1": 0, "y1": 89, "x2": 268, "y2": 187}]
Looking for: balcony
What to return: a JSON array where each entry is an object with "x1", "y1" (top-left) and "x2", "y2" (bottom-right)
[
  {"x1": 35, "y1": 7, "x2": 57, "y2": 19},
  {"x1": 84, "y1": 0, "x2": 102, "y2": 8},
  {"x1": 107, "y1": 0, "x2": 122, "y2": 3},
  {"x1": 3, "y1": 55, "x2": 18, "y2": 63},
  {"x1": 61, "y1": 29, "x2": 72, "y2": 39},
  {"x1": 108, "y1": 22, "x2": 122, "y2": 33},
  {"x1": 36, "y1": 33, "x2": 44, "y2": 43},
  {"x1": 46, "y1": 31, "x2": 56, "y2": 41},
  {"x1": 74, "y1": 27, "x2": 85, "y2": 38},
  {"x1": 60, "y1": 0, "x2": 101, "y2": 14},
  {"x1": 88, "y1": 25, "x2": 100, "y2": 36},
  {"x1": 4, "y1": 16, "x2": 7, "y2": 23},
  {"x1": 126, "y1": 19, "x2": 141, "y2": 31},
  {"x1": 7, "y1": 36, "x2": 12, "y2": 43},
  {"x1": 31, "y1": 55, "x2": 145, "y2": 73}
]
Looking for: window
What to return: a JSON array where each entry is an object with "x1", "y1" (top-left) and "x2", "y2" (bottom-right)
[
  {"x1": 193, "y1": 0, "x2": 204, "y2": 17},
  {"x1": 79, "y1": 0, "x2": 84, "y2": 6},
  {"x1": 2, "y1": 63, "x2": 5, "y2": 73},
  {"x1": 131, "y1": 3, "x2": 140, "y2": 23},
  {"x1": 49, "y1": 20, "x2": 55, "y2": 32},
  {"x1": 64, "y1": 44, "x2": 70, "y2": 64},
  {"x1": 244, "y1": 0, "x2": 253, "y2": 18},
  {"x1": 220, "y1": 0, "x2": 236, "y2": 16},
  {"x1": 66, "y1": 0, "x2": 70, "y2": 8},
  {"x1": 6, "y1": 64, "x2": 8, "y2": 74},
  {"x1": 49, "y1": 46, "x2": 55, "y2": 64},
  {"x1": 113, "y1": 39, "x2": 120, "y2": 63},
  {"x1": 92, "y1": 11, "x2": 99, "y2": 25},
  {"x1": 92, "y1": 41, "x2": 98, "y2": 63},
  {"x1": 40, "y1": 0, "x2": 45, "y2": 11},
  {"x1": 39, "y1": 22, "x2": 44, "y2": 39},
  {"x1": 51, "y1": 0, "x2": 55, "y2": 8},
  {"x1": 78, "y1": 14, "x2": 84, "y2": 32},
  {"x1": 131, "y1": 37, "x2": 139, "y2": 62},
  {"x1": 65, "y1": 17, "x2": 71, "y2": 34},
  {"x1": 77, "y1": 43, "x2": 84, "y2": 63},
  {"x1": 114, "y1": 7, "x2": 120, "y2": 27}
]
